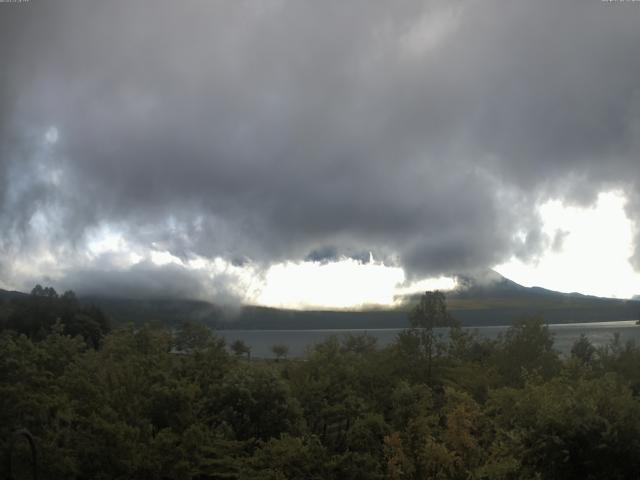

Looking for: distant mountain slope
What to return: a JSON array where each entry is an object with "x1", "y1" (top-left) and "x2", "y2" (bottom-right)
[
  {"x1": 0, "y1": 289, "x2": 29, "y2": 325},
  {"x1": 442, "y1": 270, "x2": 640, "y2": 325},
  {"x1": 78, "y1": 295, "x2": 408, "y2": 330},
  {"x1": 2, "y1": 271, "x2": 639, "y2": 329},
  {"x1": 0, "y1": 289, "x2": 28, "y2": 301}
]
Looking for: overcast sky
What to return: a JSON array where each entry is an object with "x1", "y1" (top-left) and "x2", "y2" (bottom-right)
[{"x1": 1, "y1": 0, "x2": 640, "y2": 306}]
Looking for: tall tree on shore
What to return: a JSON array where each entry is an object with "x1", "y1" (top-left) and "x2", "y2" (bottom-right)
[
  {"x1": 409, "y1": 290, "x2": 453, "y2": 380},
  {"x1": 271, "y1": 344, "x2": 289, "y2": 361},
  {"x1": 230, "y1": 339, "x2": 251, "y2": 360}
]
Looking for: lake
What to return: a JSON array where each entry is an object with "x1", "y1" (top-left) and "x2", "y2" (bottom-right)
[{"x1": 217, "y1": 320, "x2": 640, "y2": 358}]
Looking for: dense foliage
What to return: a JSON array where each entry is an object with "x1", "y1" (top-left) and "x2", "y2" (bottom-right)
[
  {"x1": 0, "y1": 286, "x2": 110, "y2": 348},
  {"x1": 2, "y1": 291, "x2": 640, "y2": 479}
]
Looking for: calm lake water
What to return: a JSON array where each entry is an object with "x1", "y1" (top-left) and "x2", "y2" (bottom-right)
[{"x1": 217, "y1": 321, "x2": 640, "y2": 358}]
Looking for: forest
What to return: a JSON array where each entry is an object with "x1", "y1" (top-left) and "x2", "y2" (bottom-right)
[{"x1": 2, "y1": 289, "x2": 640, "y2": 479}]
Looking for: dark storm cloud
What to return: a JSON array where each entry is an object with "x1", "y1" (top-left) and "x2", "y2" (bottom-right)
[
  {"x1": 56, "y1": 261, "x2": 249, "y2": 304},
  {"x1": 2, "y1": 0, "x2": 640, "y2": 297},
  {"x1": 305, "y1": 246, "x2": 339, "y2": 264},
  {"x1": 304, "y1": 246, "x2": 372, "y2": 265}
]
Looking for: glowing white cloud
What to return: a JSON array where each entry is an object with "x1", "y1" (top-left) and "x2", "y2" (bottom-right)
[
  {"x1": 150, "y1": 249, "x2": 184, "y2": 266},
  {"x1": 394, "y1": 276, "x2": 458, "y2": 298},
  {"x1": 495, "y1": 191, "x2": 640, "y2": 299},
  {"x1": 87, "y1": 229, "x2": 127, "y2": 256},
  {"x1": 257, "y1": 257, "x2": 404, "y2": 309},
  {"x1": 255, "y1": 256, "x2": 457, "y2": 309}
]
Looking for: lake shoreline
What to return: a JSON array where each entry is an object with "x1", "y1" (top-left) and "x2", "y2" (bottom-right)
[
  {"x1": 216, "y1": 320, "x2": 640, "y2": 359},
  {"x1": 215, "y1": 318, "x2": 640, "y2": 331}
]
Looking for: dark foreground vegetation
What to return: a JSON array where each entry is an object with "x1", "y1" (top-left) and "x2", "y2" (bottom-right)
[{"x1": 2, "y1": 290, "x2": 640, "y2": 479}]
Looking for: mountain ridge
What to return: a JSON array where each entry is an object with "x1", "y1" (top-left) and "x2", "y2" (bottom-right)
[{"x1": 1, "y1": 271, "x2": 639, "y2": 329}]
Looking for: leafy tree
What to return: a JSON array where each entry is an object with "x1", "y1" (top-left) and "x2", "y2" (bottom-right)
[
  {"x1": 43, "y1": 286, "x2": 58, "y2": 298},
  {"x1": 570, "y1": 334, "x2": 596, "y2": 364},
  {"x1": 492, "y1": 316, "x2": 560, "y2": 386},
  {"x1": 447, "y1": 323, "x2": 495, "y2": 364},
  {"x1": 174, "y1": 320, "x2": 213, "y2": 352},
  {"x1": 596, "y1": 336, "x2": 640, "y2": 395},
  {"x1": 338, "y1": 412, "x2": 390, "y2": 478},
  {"x1": 209, "y1": 364, "x2": 303, "y2": 441},
  {"x1": 341, "y1": 334, "x2": 378, "y2": 355},
  {"x1": 488, "y1": 374, "x2": 640, "y2": 479},
  {"x1": 271, "y1": 343, "x2": 289, "y2": 361},
  {"x1": 408, "y1": 290, "x2": 454, "y2": 380},
  {"x1": 230, "y1": 339, "x2": 251, "y2": 360},
  {"x1": 5, "y1": 287, "x2": 110, "y2": 346},
  {"x1": 61, "y1": 289, "x2": 78, "y2": 304},
  {"x1": 240, "y1": 434, "x2": 329, "y2": 480},
  {"x1": 30, "y1": 284, "x2": 45, "y2": 296}
]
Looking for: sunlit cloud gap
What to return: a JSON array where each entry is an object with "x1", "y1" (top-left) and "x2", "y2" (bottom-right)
[{"x1": 495, "y1": 191, "x2": 640, "y2": 299}]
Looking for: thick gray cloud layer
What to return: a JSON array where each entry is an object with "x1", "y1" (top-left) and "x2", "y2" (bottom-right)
[{"x1": 1, "y1": 0, "x2": 640, "y2": 298}]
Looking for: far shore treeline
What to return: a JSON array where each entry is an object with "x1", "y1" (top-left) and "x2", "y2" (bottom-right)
[
  {"x1": 58, "y1": 274, "x2": 640, "y2": 329},
  {"x1": 2, "y1": 288, "x2": 640, "y2": 478},
  {"x1": 4, "y1": 273, "x2": 640, "y2": 332}
]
